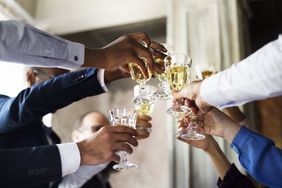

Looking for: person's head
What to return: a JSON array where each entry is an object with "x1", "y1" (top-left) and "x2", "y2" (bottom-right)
[
  {"x1": 72, "y1": 111, "x2": 110, "y2": 142},
  {"x1": 25, "y1": 67, "x2": 69, "y2": 87}
]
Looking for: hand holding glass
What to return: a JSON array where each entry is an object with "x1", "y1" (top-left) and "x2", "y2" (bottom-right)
[{"x1": 109, "y1": 107, "x2": 138, "y2": 170}]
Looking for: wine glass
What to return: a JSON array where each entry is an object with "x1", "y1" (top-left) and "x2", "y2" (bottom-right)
[
  {"x1": 154, "y1": 43, "x2": 175, "y2": 100},
  {"x1": 129, "y1": 59, "x2": 154, "y2": 106},
  {"x1": 195, "y1": 62, "x2": 217, "y2": 80},
  {"x1": 180, "y1": 115, "x2": 205, "y2": 140},
  {"x1": 179, "y1": 62, "x2": 217, "y2": 140},
  {"x1": 134, "y1": 85, "x2": 157, "y2": 115},
  {"x1": 165, "y1": 53, "x2": 192, "y2": 117},
  {"x1": 109, "y1": 107, "x2": 138, "y2": 170},
  {"x1": 134, "y1": 85, "x2": 156, "y2": 134}
]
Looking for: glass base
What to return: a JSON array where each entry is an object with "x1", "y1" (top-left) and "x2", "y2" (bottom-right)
[
  {"x1": 166, "y1": 106, "x2": 192, "y2": 118},
  {"x1": 154, "y1": 90, "x2": 172, "y2": 100},
  {"x1": 133, "y1": 95, "x2": 157, "y2": 106},
  {"x1": 113, "y1": 162, "x2": 138, "y2": 170},
  {"x1": 180, "y1": 131, "x2": 205, "y2": 140}
]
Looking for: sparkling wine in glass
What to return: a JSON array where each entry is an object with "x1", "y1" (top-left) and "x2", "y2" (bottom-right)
[
  {"x1": 154, "y1": 43, "x2": 175, "y2": 100},
  {"x1": 195, "y1": 62, "x2": 217, "y2": 80},
  {"x1": 134, "y1": 85, "x2": 156, "y2": 115},
  {"x1": 109, "y1": 107, "x2": 138, "y2": 170},
  {"x1": 134, "y1": 85, "x2": 156, "y2": 134},
  {"x1": 165, "y1": 53, "x2": 192, "y2": 117},
  {"x1": 129, "y1": 59, "x2": 156, "y2": 106},
  {"x1": 179, "y1": 62, "x2": 217, "y2": 140}
]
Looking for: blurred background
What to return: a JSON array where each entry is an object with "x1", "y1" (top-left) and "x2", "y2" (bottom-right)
[{"x1": 0, "y1": 0, "x2": 281, "y2": 188}]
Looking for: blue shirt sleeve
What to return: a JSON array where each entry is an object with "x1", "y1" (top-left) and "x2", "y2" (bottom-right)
[{"x1": 230, "y1": 126, "x2": 282, "y2": 188}]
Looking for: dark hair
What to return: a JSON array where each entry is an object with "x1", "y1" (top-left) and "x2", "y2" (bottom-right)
[{"x1": 74, "y1": 110, "x2": 109, "y2": 130}]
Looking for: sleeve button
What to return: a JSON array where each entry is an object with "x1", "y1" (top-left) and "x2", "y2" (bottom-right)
[{"x1": 74, "y1": 56, "x2": 79, "y2": 61}]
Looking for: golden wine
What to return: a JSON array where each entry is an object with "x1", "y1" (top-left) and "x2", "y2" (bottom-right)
[
  {"x1": 157, "y1": 72, "x2": 167, "y2": 82},
  {"x1": 135, "y1": 101, "x2": 154, "y2": 115},
  {"x1": 201, "y1": 70, "x2": 215, "y2": 79},
  {"x1": 167, "y1": 66, "x2": 189, "y2": 91},
  {"x1": 128, "y1": 63, "x2": 152, "y2": 85},
  {"x1": 153, "y1": 57, "x2": 167, "y2": 82}
]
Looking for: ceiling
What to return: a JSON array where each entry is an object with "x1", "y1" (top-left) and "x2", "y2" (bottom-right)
[{"x1": 1, "y1": 0, "x2": 166, "y2": 35}]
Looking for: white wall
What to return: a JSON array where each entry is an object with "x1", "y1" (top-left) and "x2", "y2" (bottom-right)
[
  {"x1": 35, "y1": 0, "x2": 166, "y2": 34},
  {"x1": 0, "y1": 62, "x2": 25, "y2": 97}
]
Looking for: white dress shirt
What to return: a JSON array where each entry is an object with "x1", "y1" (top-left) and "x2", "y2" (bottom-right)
[
  {"x1": 0, "y1": 20, "x2": 110, "y2": 183},
  {"x1": 0, "y1": 20, "x2": 84, "y2": 70},
  {"x1": 58, "y1": 163, "x2": 109, "y2": 188},
  {"x1": 201, "y1": 35, "x2": 282, "y2": 108}
]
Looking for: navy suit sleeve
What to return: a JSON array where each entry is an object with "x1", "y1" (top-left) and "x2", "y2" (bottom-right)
[
  {"x1": 0, "y1": 68, "x2": 105, "y2": 134},
  {"x1": 0, "y1": 145, "x2": 61, "y2": 186}
]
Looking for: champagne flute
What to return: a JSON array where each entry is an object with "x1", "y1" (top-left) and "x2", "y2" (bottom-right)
[
  {"x1": 109, "y1": 107, "x2": 138, "y2": 170},
  {"x1": 154, "y1": 43, "x2": 175, "y2": 100},
  {"x1": 165, "y1": 53, "x2": 192, "y2": 117}
]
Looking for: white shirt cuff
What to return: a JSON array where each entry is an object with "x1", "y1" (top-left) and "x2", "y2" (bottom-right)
[
  {"x1": 65, "y1": 42, "x2": 85, "y2": 70},
  {"x1": 97, "y1": 69, "x2": 109, "y2": 92},
  {"x1": 57, "y1": 143, "x2": 81, "y2": 177}
]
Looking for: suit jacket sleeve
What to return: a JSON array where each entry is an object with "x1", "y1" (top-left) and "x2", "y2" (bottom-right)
[
  {"x1": 217, "y1": 164, "x2": 255, "y2": 188},
  {"x1": 0, "y1": 68, "x2": 105, "y2": 134},
  {"x1": 0, "y1": 20, "x2": 84, "y2": 70},
  {"x1": 201, "y1": 35, "x2": 282, "y2": 108},
  {"x1": 0, "y1": 145, "x2": 62, "y2": 186}
]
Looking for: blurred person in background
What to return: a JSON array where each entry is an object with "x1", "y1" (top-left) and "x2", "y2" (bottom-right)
[
  {"x1": 0, "y1": 67, "x2": 139, "y2": 187},
  {"x1": 69, "y1": 111, "x2": 152, "y2": 188}
]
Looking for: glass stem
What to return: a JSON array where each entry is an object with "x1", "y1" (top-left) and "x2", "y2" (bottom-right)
[{"x1": 119, "y1": 151, "x2": 128, "y2": 163}]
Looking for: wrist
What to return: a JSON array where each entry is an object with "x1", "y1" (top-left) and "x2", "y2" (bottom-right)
[
  {"x1": 205, "y1": 138, "x2": 219, "y2": 155},
  {"x1": 77, "y1": 140, "x2": 93, "y2": 165},
  {"x1": 104, "y1": 70, "x2": 112, "y2": 84},
  {"x1": 83, "y1": 48, "x2": 106, "y2": 69},
  {"x1": 223, "y1": 122, "x2": 241, "y2": 144},
  {"x1": 104, "y1": 69, "x2": 129, "y2": 84}
]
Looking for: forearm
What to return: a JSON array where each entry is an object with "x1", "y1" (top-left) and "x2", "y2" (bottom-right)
[
  {"x1": 223, "y1": 107, "x2": 246, "y2": 123},
  {"x1": 206, "y1": 138, "x2": 231, "y2": 179},
  {"x1": 230, "y1": 127, "x2": 282, "y2": 187},
  {"x1": 201, "y1": 35, "x2": 282, "y2": 108},
  {"x1": 223, "y1": 122, "x2": 241, "y2": 144},
  {"x1": 83, "y1": 48, "x2": 106, "y2": 69},
  {"x1": 0, "y1": 20, "x2": 84, "y2": 69}
]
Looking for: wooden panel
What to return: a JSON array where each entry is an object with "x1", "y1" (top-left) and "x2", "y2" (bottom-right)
[{"x1": 256, "y1": 96, "x2": 282, "y2": 149}]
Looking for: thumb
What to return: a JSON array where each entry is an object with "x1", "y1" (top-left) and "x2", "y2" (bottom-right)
[{"x1": 173, "y1": 85, "x2": 193, "y2": 99}]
